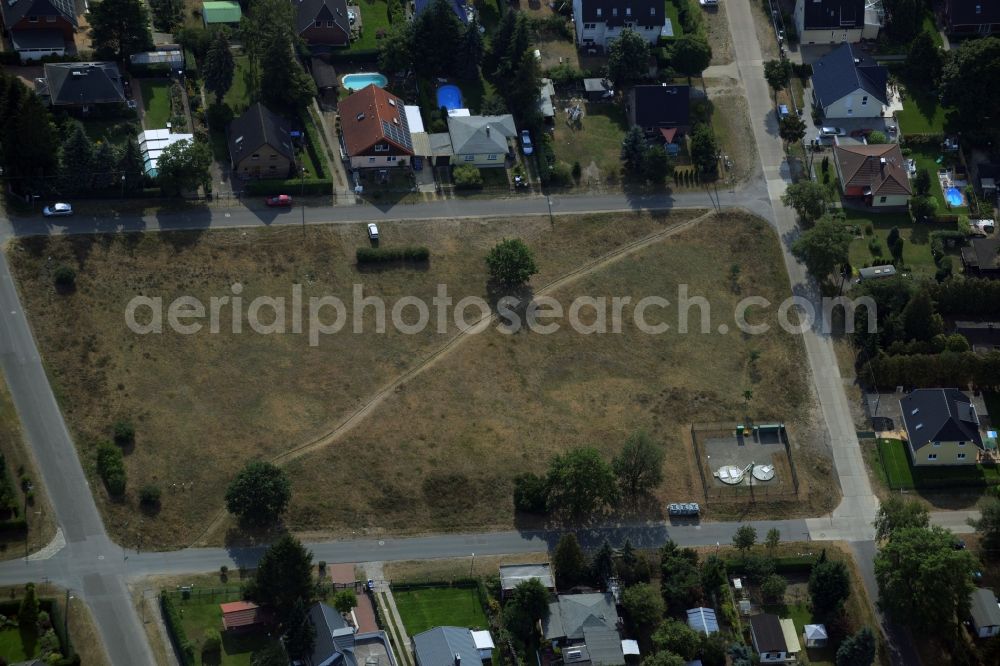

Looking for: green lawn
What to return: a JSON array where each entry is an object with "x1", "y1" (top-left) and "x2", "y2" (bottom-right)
[
  {"x1": 81, "y1": 119, "x2": 141, "y2": 147},
  {"x1": 840, "y1": 210, "x2": 953, "y2": 277},
  {"x1": 348, "y1": 0, "x2": 391, "y2": 52},
  {"x1": 551, "y1": 103, "x2": 628, "y2": 181},
  {"x1": 174, "y1": 595, "x2": 278, "y2": 665},
  {"x1": 139, "y1": 79, "x2": 171, "y2": 129},
  {"x1": 877, "y1": 438, "x2": 1000, "y2": 490},
  {"x1": 663, "y1": 1, "x2": 683, "y2": 39},
  {"x1": 897, "y1": 100, "x2": 949, "y2": 136},
  {"x1": 393, "y1": 586, "x2": 489, "y2": 637},
  {"x1": 907, "y1": 144, "x2": 968, "y2": 214},
  {"x1": 984, "y1": 391, "x2": 1000, "y2": 423},
  {"x1": 0, "y1": 626, "x2": 39, "y2": 661},
  {"x1": 225, "y1": 56, "x2": 253, "y2": 113}
]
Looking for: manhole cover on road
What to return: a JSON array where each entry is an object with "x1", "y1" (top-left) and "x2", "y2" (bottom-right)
[
  {"x1": 98, "y1": 555, "x2": 104, "y2": 560},
  {"x1": 378, "y1": 540, "x2": 385, "y2": 546}
]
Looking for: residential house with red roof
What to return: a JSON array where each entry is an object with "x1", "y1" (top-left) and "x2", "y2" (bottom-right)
[
  {"x1": 833, "y1": 143, "x2": 912, "y2": 208},
  {"x1": 338, "y1": 84, "x2": 414, "y2": 169},
  {"x1": 220, "y1": 601, "x2": 272, "y2": 633}
]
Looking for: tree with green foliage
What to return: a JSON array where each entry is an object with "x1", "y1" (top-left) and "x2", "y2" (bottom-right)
[
  {"x1": 485, "y1": 238, "x2": 538, "y2": 289},
  {"x1": 5, "y1": 92, "x2": 58, "y2": 194},
  {"x1": 240, "y1": 0, "x2": 295, "y2": 91},
  {"x1": 689, "y1": 125, "x2": 718, "y2": 174},
  {"x1": 156, "y1": 139, "x2": 212, "y2": 196},
  {"x1": 18, "y1": 582, "x2": 39, "y2": 627},
  {"x1": 513, "y1": 472, "x2": 548, "y2": 513},
  {"x1": 591, "y1": 539, "x2": 616, "y2": 582},
  {"x1": 88, "y1": 0, "x2": 154, "y2": 60},
  {"x1": 118, "y1": 136, "x2": 145, "y2": 194},
  {"x1": 202, "y1": 628, "x2": 222, "y2": 657},
  {"x1": 941, "y1": 37, "x2": 1000, "y2": 136},
  {"x1": 204, "y1": 30, "x2": 236, "y2": 104},
  {"x1": 453, "y1": 164, "x2": 484, "y2": 190},
  {"x1": 333, "y1": 589, "x2": 357, "y2": 614},
  {"x1": 623, "y1": 582, "x2": 665, "y2": 628},
  {"x1": 411, "y1": 0, "x2": 464, "y2": 77},
  {"x1": 779, "y1": 115, "x2": 807, "y2": 147},
  {"x1": 901, "y1": 286, "x2": 944, "y2": 342},
  {"x1": 641, "y1": 653, "x2": 685, "y2": 666},
  {"x1": 905, "y1": 30, "x2": 944, "y2": 89},
  {"x1": 867, "y1": 130, "x2": 888, "y2": 145},
  {"x1": 503, "y1": 578, "x2": 550, "y2": 639},
  {"x1": 970, "y1": 496, "x2": 1000, "y2": 556},
  {"x1": 700, "y1": 554, "x2": 726, "y2": 591},
  {"x1": 505, "y1": 49, "x2": 543, "y2": 123},
  {"x1": 669, "y1": 34, "x2": 712, "y2": 78},
  {"x1": 251, "y1": 535, "x2": 315, "y2": 621},
  {"x1": 792, "y1": 216, "x2": 852, "y2": 281},
  {"x1": 149, "y1": 0, "x2": 183, "y2": 32},
  {"x1": 457, "y1": 20, "x2": 483, "y2": 80},
  {"x1": 659, "y1": 542, "x2": 702, "y2": 614},
  {"x1": 261, "y1": 37, "x2": 316, "y2": 111},
  {"x1": 887, "y1": 225, "x2": 904, "y2": 263},
  {"x1": 878, "y1": 528, "x2": 983, "y2": 631},
  {"x1": 607, "y1": 28, "x2": 650, "y2": 88},
  {"x1": 910, "y1": 194, "x2": 937, "y2": 222},
  {"x1": 553, "y1": 533, "x2": 588, "y2": 588},
  {"x1": 642, "y1": 146, "x2": 673, "y2": 185},
  {"x1": 652, "y1": 618, "x2": 700, "y2": 660},
  {"x1": 809, "y1": 556, "x2": 850, "y2": 617},
  {"x1": 284, "y1": 598, "x2": 316, "y2": 659},
  {"x1": 781, "y1": 180, "x2": 828, "y2": 223},
  {"x1": 761, "y1": 574, "x2": 787, "y2": 604},
  {"x1": 546, "y1": 448, "x2": 617, "y2": 519},
  {"x1": 480, "y1": 92, "x2": 508, "y2": 116},
  {"x1": 251, "y1": 641, "x2": 289, "y2": 666},
  {"x1": 884, "y1": 0, "x2": 926, "y2": 43},
  {"x1": 621, "y1": 126, "x2": 646, "y2": 177},
  {"x1": 613, "y1": 431, "x2": 665, "y2": 500},
  {"x1": 91, "y1": 140, "x2": 120, "y2": 191},
  {"x1": 914, "y1": 169, "x2": 931, "y2": 196},
  {"x1": 225, "y1": 460, "x2": 292, "y2": 527},
  {"x1": 765, "y1": 528, "x2": 781, "y2": 554},
  {"x1": 58, "y1": 122, "x2": 94, "y2": 195},
  {"x1": 732, "y1": 525, "x2": 757, "y2": 556},
  {"x1": 378, "y1": 24, "x2": 414, "y2": 75},
  {"x1": 874, "y1": 497, "x2": 930, "y2": 542},
  {"x1": 835, "y1": 627, "x2": 876, "y2": 666},
  {"x1": 763, "y1": 59, "x2": 791, "y2": 101},
  {"x1": 618, "y1": 538, "x2": 652, "y2": 586}
]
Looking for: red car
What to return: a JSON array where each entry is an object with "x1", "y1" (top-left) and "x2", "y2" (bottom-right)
[{"x1": 265, "y1": 194, "x2": 293, "y2": 207}]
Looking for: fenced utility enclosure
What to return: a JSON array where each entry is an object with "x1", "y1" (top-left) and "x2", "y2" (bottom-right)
[{"x1": 690, "y1": 422, "x2": 800, "y2": 503}]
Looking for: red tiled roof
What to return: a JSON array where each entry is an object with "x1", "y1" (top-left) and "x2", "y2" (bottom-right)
[
  {"x1": 338, "y1": 84, "x2": 413, "y2": 156},
  {"x1": 834, "y1": 143, "x2": 912, "y2": 197},
  {"x1": 221, "y1": 601, "x2": 265, "y2": 630}
]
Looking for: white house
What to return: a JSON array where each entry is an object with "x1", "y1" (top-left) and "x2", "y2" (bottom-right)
[
  {"x1": 573, "y1": 0, "x2": 664, "y2": 51},
  {"x1": 793, "y1": 0, "x2": 882, "y2": 44},
  {"x1": 811, "y1": 42, "x2": 888, "y2": 119},
  {"x1": 970, "y1": 588, "x2": 1000, "y2": 638}
]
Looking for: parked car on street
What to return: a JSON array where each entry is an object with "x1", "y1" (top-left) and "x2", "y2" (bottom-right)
[
  {"x1": 42, "y1": 203, "x2": 73, "y2": 217},
  {"x1": 668, "y1": 502, "x2": 701, "y2": 516},
  {"x1": 520, "y1": 130, "x2": 533, "y2": 155},
  {"x1": 265, "y1": 194, "x2": 293, "y2": 207}
]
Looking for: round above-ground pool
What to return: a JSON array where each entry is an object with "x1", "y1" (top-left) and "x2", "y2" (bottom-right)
[
  {"x1": 342, "y1": 72, "x2": 388, "y2": 91},
  {"x1": 436, "y1": 84, "x2": 463, "y2": 110},
  {"x1": 945, "y1": 186, "x2": 964, "y2": 207}
]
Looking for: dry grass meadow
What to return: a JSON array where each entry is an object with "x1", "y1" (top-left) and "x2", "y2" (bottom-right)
[{"x1": 7, "y1": 210, "x2": 837, "y2": 547}]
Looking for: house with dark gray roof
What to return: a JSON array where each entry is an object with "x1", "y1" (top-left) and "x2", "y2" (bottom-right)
[
  {"x1": 749, "y1": 614, "x2": 790, "y2": 663},
  {"x1": 572, "y1": 0, "x2": 664, "y2": 50},
  {"x1": 970, "y1": 588, "x2": 1000, "y2": 638},
  {"x1": 227, "y1": 103, "x2": 296, "y2": 180},
  {"x1": 946, "y1": 0, "x2": 1000, "y2": 36},
  {"x1": 900, "y1": 388, "x2": 984, "y2": 466},
  {"x1": 412, "y1": 627, "x2": 486, "y2": 666},
  {"x1": 543, "y1": 593, "x2": 626, "y2": 666},
  {"x1": 35, "y1": 62, "x2": 125, "y2": 112},
  {"x1": 810, "y1": 42, "x2": 888, "y2": 119},
  {"x1": 0, "y1": 0, "x2": 77, "y2": 60},
  {"x1": 962, "y1": 237, "x2": 1000, "y2": 278},
  {"x1": 307, "y1": 602, "x2": 399, "y2": 666},
  {"x1": 626, "y1": 84, "x2": 690, "y2": 138},
  {"x1": 447, "y1": 115, "x2": 516, "y2": 168},
  {"x1": 793, "y1": 0, "x2": 882, "y2": 44},
  {"x1": 296, "y1": 0, "x2": 351, "y2": 47}
]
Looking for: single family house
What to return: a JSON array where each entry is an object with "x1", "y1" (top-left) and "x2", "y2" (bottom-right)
[
  {"x1": 499, "y1": 563, "x2": 555, "y2": 600},
  {"x1": 573, "y1": 0, "x2": 664, "y2": 51},
  {"x1": 339, "y1": 84, "x2": 414, "y2": 169},
  {"x1": 945, "y1": 0, "x2": 1000, "y2": 36},
  {"x1": 412, "y1": 627, "x2": 488, "y2": 666},
  {"x1": 544, "y1": 593, "x2": 626, "y2": 666},
  {"x1": 954, "y1": 321, "x2": 1000, "y2": 354},
  {"x1": 0, "y1": 0, "x2": 77, "y2": 61},
  {"x1": 296, "y1": 0, "x2": 351, "y2": 47},
  {"x1": 35, "y1": 62, "x2": 126, "y2": 112},
  {"x1": 811, "y1": 42, "x2": 888, "y2": 119},
  {"x1": 962, "y1": 237, "x2": 1000, "y2": 278},
  {"x1": 308, "y1": 602, "x2": 399, "y2": 666},
  {"x1": 793, "y1": 0, "x2": 880, "y2": 44},
  {"x1": 447, "y1": 115, "x2": 516, "y2": 168},
  {"x1": 227, "y1": 102, "x2": 296, "y2": 180},
  {"x1": 900, "y1": 388, "x2": 984, "y2": 466},
  {"x1": 627, "y1": 84, "x2": 690, "y2": 148},
  {"x1": 833, "y1": 143, "x2": 912, "y2": 207},
  {"x1": 749, "y1": 614, "x2": 792, "y2": 664},
  {"x1": 970, "y1": 588, "x2": 1000, "y2": 638}
]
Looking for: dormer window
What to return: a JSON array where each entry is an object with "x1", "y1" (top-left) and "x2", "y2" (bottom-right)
[
  {"x1": 596, "y1": 8, "x2": 602, "y2": 17},
  {"x1": 28, "y1": 16, "x2": 38, "y2": 22},
  {"x1": 626, "y1": 8, "x2": 631, "y2": 16},
  {"x1": 612, "y1": 8, "x2": 618, "y2": 16},
  {"x1": 374, "y1": 143, "x2": 388, "y2": 152},
  {"x1": 650, "y1": 7, "x2": 655, "y2": 15}
]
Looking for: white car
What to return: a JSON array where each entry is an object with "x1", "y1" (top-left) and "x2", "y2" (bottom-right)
[
  {"x1": 367, "y1": 223, "x2": 379, "y2": 241},
  {"x1": 42, "y1": 203, "x2": 73, "y2": 217},
  {"x1": 820, "y1": 126, "x2": 846, "y2": 137},
  {"x1": 520, "y1": 130, "x2": 533, "y2": 155},
  {"x1": 699, "y1": 0, "x2": 718, "y2": 5}
]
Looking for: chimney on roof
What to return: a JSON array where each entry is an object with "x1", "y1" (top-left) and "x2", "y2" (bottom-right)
[
  {"x1": 486, "y1": 125, "x2": 490, "y2": 136},
  {"x1": 880, "y1": 157, "x2": 887, "y2": 172},
  {"x1": 455, "y1": 654, "x2": 461, "y2": 666}
]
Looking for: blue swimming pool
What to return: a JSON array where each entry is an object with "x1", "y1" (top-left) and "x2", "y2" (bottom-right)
[
  {"x1": 436, "y1": 84, "x2": 463, "y2": 110},
  {"x1": 342, "y1": 72, "x2": 388, "y2": 91},
  {"x1": 945, "y1": 186, "x2": 964, "y2": 207}
]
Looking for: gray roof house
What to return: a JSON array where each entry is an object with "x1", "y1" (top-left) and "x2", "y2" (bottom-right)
[
  {"x1": 543, "y1": 593, "x2": 625, "y2": 666},
  {"x1": 970, "y1": 588, "x2": 1000, "y2": 638},
  {"x1": 447, "y1": 115, "x2": 516, "y2": 167},
  {"x1": 36, "y1": 62, "x2": 125, "y2": 109},
  {"x1": 899, "y1": 388, "x2": 984, "y2": 464},
  {"x1": 308, "y1": 602, "x2": 399, "y2": 666},
  {"x1": 811, "y1": 43, "x2": 888, "y2": 119},
  {"x1": 412, "y1": 627, "x2": 482, "y2": 666},
  {"x1": 499, "y1": 563, "x2": 555, "y2": 598}
]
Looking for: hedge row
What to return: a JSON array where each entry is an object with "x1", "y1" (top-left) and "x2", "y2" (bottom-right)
[
  {"x1": 723, "y1": 554, "x2": 817, "y2": 575},
  {"x1": 243, "y1": 179, "x2": 333, "y2": 196},
  {"x1": 357, "y1": 247, "x2": 430, "y2": 264},
  {"x1": 300, "y1": 109, "x2": 328, "y2": 179},
  {"x1": 161, "y1": 592, "x2": 195, "y2": 666},
  {"x1": 96, "y1": 443, "x2": 126, "y2": 496},
  {"x1": 871, "y1": 350, "x2": 1000, "y2": 388},
  {"x1": 0, "y1": 518, "x2": 27, "y2": 534},
  {"x1": 930, "y1": 278, "x2": 1000, "y2": 318}
]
